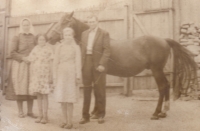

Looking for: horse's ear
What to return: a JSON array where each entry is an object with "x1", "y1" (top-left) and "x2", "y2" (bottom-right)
[{"x1": 69, "y1": 11, "x2": 74, "y2": 18}]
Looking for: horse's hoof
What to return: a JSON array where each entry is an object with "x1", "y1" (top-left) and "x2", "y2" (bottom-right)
[
  {"x1": 150, "y1": 116, "x2": 159, "y2": 120},
  {"x1": 158, "y1": 113, "x2": 167, "y2": 118}
]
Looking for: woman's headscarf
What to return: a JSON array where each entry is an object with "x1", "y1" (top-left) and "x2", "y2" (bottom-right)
[{"x1": 19, "y1": 18, "x2": 35, "y2": 35}]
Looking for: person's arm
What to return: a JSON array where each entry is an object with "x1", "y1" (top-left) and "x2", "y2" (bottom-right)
[
  {"x1": 53, "y1": 45, "x2": 60, "y2": 85},
  {"x1": 75, "y1": 45, "x2": 82, "y2": 80},
  {"x1": 26, "y1": 46, "x2": 37, "y2": 62},
  {"x1": 49, "y1": 60, "x2": 53, "y2": 85},
  {"x1": 48, "y1": 47, "x2": 54, "y2": 84},
  {"x1": 99, "y1": 32, "x2": 111, "y2": 67},
  {"x1": 10, "y1": 36, "x2": 24, "y2": 62}
]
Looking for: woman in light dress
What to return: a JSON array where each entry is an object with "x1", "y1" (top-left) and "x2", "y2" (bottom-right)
[
  {"x1": 25, "y1": 34, "x2": 54, "y2": 124},
  {"x1": 5, "y1": 18, "x2": 37, "y2": 118},
  {"x1": 53, "y1": 27, "x2": 81, "y2": 129}
]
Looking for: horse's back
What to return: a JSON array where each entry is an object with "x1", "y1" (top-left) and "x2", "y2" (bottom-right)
[
  {"x1": 133, "y1": 35, "x2": 170, "y2": 49},
  {"x1": 133, "y1": 36, "x2": 171, "y2": 68},
  {"x1": 107, "y1": 35, "x2": 171, "y2": 77},
  {"x1": 138, "y1": 35, "x2": 170, "y2": 66}
]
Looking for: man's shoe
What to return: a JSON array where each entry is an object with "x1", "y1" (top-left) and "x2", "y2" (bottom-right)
[
  {"x1": 98, "y1": 117, "x2": 104, "y2": 124},
  {"x1": 79, "y1": 118, "x2": 90, "y2": 124},
  {"x1": 90, "y1": 115, "x2": 99, "y2": 119}
]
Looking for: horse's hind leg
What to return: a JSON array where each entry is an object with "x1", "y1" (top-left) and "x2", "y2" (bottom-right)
[
  {"x1": 157, "y1": 87, "x2": 170, "y2": 119},
  {"x1": 151, "y1": 67, "x2": 170, "y2": 120}
]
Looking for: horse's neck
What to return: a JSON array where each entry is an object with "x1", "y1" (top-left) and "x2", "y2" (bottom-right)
[
  {"x1": 74, "y1": 18, "x2": 89, "y2": 41},
  {"x1": 75, "y1": 18, "x2": 89, "y2": 32}
]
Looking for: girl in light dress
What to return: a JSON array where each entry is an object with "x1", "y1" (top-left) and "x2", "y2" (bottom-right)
[
  {"x1": 24, "y1": 34, "x2": 54, "y2": 124},
  {"x1": 53, "y1": 27, "x2": 81, "y2": 129}
]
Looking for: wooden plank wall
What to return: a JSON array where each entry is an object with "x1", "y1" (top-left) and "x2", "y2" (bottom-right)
[
  {"x1": 4, "y1": 0, "x2": 200, "y2": 91},
  {"x1": 0, "y1": 12, "x2": 4, "y2": 49},
  {"x1": 180, "y1": 0, "x2": 200, "y2": 23},
  {"x1": 0, "y1": 12, "x2": 5, "y2": 90},
  {"x1": 0, "y1": 14, "x2": 2, "y2": 86},
  {"x1": 132, "y1": 0, "x2": 172, "y2": 38},
  {"x1": 3, "y1": 8, "x2": 128, "y2": 89},
  {"x1": 130, "y1": 0, "x2": 173, "y2": 89},
  {"x1": 0, "y1": 13, "x2": 3, "y2": 52}
]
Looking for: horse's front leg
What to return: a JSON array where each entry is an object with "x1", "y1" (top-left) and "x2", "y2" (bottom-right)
[{"x1": 151, "y1": 68, "x2": 170, "y2": 120}]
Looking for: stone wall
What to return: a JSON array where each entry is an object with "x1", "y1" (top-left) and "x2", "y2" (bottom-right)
[
  {"x1": 180, "y1": 22, "x2": 200, "y2": 97},
  {"x1": 180, "y1": 22, "x2": 200, "y2": 66}
]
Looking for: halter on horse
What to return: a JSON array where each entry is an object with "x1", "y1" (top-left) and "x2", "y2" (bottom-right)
[{"x1": 47, "y1": 12, "x2": 197, "y2": 120}]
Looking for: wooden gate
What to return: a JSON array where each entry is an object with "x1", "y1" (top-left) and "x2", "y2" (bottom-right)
[
  {"x1": 0, "y1": 11, "x2": 6, "y2": 90},
  {"x1": 129, "y1": 0, "x2": 174, "y2": 90},
  {"x1": 1, "y1": 0, "x2": 175, "y2": 94},
  {"x1": 1, "y1": 7, "x2": 131, "y2": 91}
]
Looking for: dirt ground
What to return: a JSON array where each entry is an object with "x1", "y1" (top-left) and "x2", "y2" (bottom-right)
[{"x1": 1, "y1": 89, "x2": 200, "y2": 131}]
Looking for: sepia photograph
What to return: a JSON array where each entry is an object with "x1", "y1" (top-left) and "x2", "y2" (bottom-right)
[{"x1": 0, "y1": 0, "x2": 200, "y2": 131}]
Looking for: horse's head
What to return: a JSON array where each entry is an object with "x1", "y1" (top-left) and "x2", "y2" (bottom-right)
[
  {"x1": 48, "y1": 12, "x2": 89, "y2": 44},
  {"x1": 59, "y1": 12, "x2": 75, "y2": 28}
]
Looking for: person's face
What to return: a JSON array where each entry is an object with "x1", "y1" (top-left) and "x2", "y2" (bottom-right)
[
  {"x1": 63, "y1": 30, "x2": 73, "y2": 41},
  {"x1": 22, "y1": 20, "x2": 30, "y2": 32},
  {"x1": 88, "y1": 17, "x2": 98, "y2": 30},
  {"x1": 38, "y1": 36, "x2": 46, "y2": 46}
]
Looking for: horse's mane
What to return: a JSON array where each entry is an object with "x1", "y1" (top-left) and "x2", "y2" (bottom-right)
[{"x1": 72, "y1": 17, "x2": 89, "y2": 42}]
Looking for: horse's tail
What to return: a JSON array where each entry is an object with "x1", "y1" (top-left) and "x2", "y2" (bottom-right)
[{"x1": 165, "y1": 38, "x2": 198, "y2": 100}]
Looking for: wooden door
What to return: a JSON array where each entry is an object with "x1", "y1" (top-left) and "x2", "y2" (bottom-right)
[{"x1": 130, "y1": 0, "x2": 174, "y2": 90}]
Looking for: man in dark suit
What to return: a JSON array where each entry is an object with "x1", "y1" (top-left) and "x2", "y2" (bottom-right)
[{"x1": 79, "y1": 15, "x2": 111, "y2": 124}]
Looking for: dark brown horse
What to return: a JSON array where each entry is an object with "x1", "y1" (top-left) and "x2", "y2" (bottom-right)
[{"x1": 47, "y1": 12, "x2": 197, "y2": 120}]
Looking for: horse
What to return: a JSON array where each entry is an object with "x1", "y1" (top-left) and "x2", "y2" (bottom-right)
[{"x1": 46, "y1": 12, "x2": 197, "y2": 120}]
